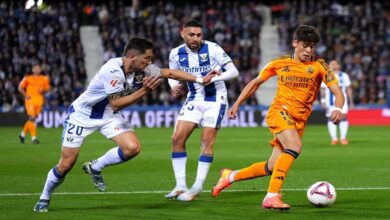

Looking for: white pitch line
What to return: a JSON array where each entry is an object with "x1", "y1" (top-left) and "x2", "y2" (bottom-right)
[{"x1": 1, "y1": 187, "x2": 390, "y2": 197}]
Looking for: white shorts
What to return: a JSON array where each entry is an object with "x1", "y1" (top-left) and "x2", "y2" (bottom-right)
[
  {"x1": 326, "y1": 104, "x2": 348, "y2": 117},
  {"x1": 62, "y1": 112, "x2": 133, "y2": 148},
  {"x1": 177, "y1": 100, "x2": 227, "y2": 129}
]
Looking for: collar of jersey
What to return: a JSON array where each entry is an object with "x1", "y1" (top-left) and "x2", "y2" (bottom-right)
[{"x1": 184, "y1": 41, "x2": 205, "y2": 53}]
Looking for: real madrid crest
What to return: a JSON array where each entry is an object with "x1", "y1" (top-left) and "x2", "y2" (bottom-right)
[{"x1": 307, "y1": 66, "x2": 314, "y2": 74}]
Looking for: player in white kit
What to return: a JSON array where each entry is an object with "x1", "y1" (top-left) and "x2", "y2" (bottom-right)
[
  {"x1": 33, "y1": 37, "x2": 217, "y2": 212},
  {"x1": 165, "y1": 20, "x2": 239, "y2": 201},
  {"x1": 321, "y1": 60, "x2": 354, "y2": 145}
]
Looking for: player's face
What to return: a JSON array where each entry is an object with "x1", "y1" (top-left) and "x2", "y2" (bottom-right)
[
  {"x1": 124, "y1": 49, "x2": 153, "y2": 74},
  {"x1": 32, "y1": 65, "x2": 41, "y2": 75},
  {"x1": 292, "y1": 40, "x2": 316, "y2": 62},
  {"x1": 329, "y1": 61, "x2": 340, "y2": 72},
  {"x1": 181, "y1": 27, "x2": 203, "y2": 51}
]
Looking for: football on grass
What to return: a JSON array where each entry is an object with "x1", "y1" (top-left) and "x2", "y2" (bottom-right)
[{"x1": 307, "y1": 181, "x2": 336, "y2": 207}]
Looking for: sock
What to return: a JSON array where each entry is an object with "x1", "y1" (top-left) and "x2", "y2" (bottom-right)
[
  {"x1": 339, "y1": 119, "x2": 349, "y2": 140},
  {"x1": 193, "y1": 154, "x2": 213, "y2": 190},
  {"x1": 22, "y1": 121, "x2": 31, "y2": 136},
  {"x1": 327, "y1": 120, "x2": 338, "y2": 141},
  {"x1": 30, "y1": 122, "x2": 37, "y2": 138},
  {"x1": 171, "y1": 152, "x2": 187, "y2": 188},
  {"x1": 232, "y1": 161, "x2": 272, "y2": 182},
  {"x1": 40, "y1": 167, "x2": 65, "y2": 200},
  {"x1": 91, "y1": 147, "x2": 128, "y2": 172},
  {"x1": 267, "y1": 149, "x2": 299, "y2": 194}
]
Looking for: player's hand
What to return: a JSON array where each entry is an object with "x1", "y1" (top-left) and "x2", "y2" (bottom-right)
[
  {"x1": 330, "y1": 109, "x2": 342, "y2": 125},
  {"x1": 143, "y1": 76, "x2": 161, "y2": 91},
  {"x1": 203, "y1": 70, "x2": 220, "y2": 85},
  {"x1": 228, "y1": 105, "x2": 239, "y2": 119},
  {"x1": 172, "y1": 83, "x2": 187, "y2": 98}
]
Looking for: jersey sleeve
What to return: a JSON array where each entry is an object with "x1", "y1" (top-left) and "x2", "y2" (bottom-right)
[
  {"x1": 213, "y1": 44, "x2": 232, "y2": 68},
  {"x1": 258, "y1": 61, "x2": 277, "y2": 81},
  {"x1": 344, "y1": 73, "x2": 352, "y2": 87},
  {"x1": 168, "y1": 49, "x2": 180, "y2": 88},
  {"x1": 144, "y1": 64, "x2": 162, "y2": 77},
  {"x1": 100, "y1": 68, "x2": 125, "y2": 95},
  {"x1": 318, "y1": 59, "x2": 338, "y2": 87},
  {"x1": 19, "y1": 76, "x2": 28, "y2": 89},
  {"x1": 44, "y1": 76, "x2": 51, "y2": 91}
]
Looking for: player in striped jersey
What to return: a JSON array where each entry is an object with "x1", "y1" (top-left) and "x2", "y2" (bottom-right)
[
  {"x1": 320, "y1": 60, "x2": 354, "y2": 145},
  {"x1": 33, "y1": 37, "x2": 217, "y2": 212},
  {"x1": 165, "y1": 20, "x2": 239, "y2": 201}
]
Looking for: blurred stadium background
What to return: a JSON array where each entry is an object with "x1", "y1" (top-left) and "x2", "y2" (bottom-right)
[{"x1": 0, "y1": 0, "x2": 389, "y2": 127}]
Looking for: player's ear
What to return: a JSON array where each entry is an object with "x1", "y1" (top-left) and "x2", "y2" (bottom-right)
[
  {"x1": 180, "y1": 28, "x2": 186, "y2": 39},
  {"x1": 292, "y1": 40, "x2": 298, "y2": 48}
]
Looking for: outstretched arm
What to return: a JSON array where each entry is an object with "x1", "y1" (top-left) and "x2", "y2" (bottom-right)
[
  {"x1": 328, "y1": 84, "x2": 345, "y2": 125},
  {"x1": 228, "y1": 77, "x2": 265, "y2": 119},
  {"x1": 208, "y1": 62, "x2": 239, "y2": 83}
]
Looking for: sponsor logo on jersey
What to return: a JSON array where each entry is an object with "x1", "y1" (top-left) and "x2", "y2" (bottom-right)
[{"x1": 110, "y1": 79, "x2": 118, "y2": 87}]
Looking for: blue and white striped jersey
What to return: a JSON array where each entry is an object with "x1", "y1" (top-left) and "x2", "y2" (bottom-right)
[
  {"x1": 169, "y1": 41, "x2": 232, "y2": 103},
  {"x1": 71, "y1": 58, "x2": 160, "y2": 121},
  {"x1": 321, "y1": 71, "x2": 351, "y2": 107}
]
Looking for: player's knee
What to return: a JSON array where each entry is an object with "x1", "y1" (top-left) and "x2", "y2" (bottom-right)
[
  {"x1": 121, "y1": 141, "x2": 141, "y2": 157},
  {"x1": 171, "y1": 133, "x2": 184, "y2": 148}
]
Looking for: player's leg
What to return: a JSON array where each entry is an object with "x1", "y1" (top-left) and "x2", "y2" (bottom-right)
[
  {"x1": 339, "y1": 114, "x2": 349, "y2": 145},
  {"x1": 83, "y1": 115, "x2": 137, "y2": 191},
  {"x1": 326, "y1": 107, "x2": 338, "y2": 145},
  {"x1": 262, "y1": 128, "x2": 301, "y2": 210},
  {"x1": 34, "y1": 146, "x2": 80, "y2": 212},
  {"x1": 30, "y1": 104, "x2": 42, "y2": 144},
  {"x1": 20, "y1": 102, "x2": 35, "y2": 143},
  {"x1": 166, "y1": 120, "x2": 197, "y2": 199}
]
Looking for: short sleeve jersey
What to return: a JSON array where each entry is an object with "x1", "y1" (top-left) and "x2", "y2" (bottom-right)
[{"x1": 259, "y1": 55, "x2": 338, "y2": 121}]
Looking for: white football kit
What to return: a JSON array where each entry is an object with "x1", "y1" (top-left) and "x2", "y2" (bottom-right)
[
  {"x1": 62, "y1": 58, "x2": 161, "y2": 147},
  {"x1": 168, "y1": 41, "x2": 232, "y2": 128},
  {"x1": 321, "y1": 71, "x2": 351, "y2": 117}
]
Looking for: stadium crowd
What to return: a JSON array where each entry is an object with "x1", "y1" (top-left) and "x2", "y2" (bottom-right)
[
  {"x1": 99, "y1": 0, "x2": 263, "y2": 106},
  {"x1": 0, "y1": 1, "x2": 86, "y2": 112},
  {"x1": 276, "y1": 0, "x2": 390, "y2": 105},
  {"x1": 0, "y1": 0, "x2": 389, "y2": 112}
]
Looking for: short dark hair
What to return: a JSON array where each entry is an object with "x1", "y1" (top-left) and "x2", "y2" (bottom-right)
[
  {"x1": 123, "y1": 37, "x2": 154, "y2": 57},
  {"x1": 293, "y1": 25, "x2": 320, "y2": 45},
  {"x1": 183, "y1": 19, "x2": 203, "y2": 28}
]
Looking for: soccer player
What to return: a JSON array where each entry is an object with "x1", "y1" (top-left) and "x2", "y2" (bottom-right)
[
  {"x1": 211, "y1": 25, "x2": 345, "y2": 210},
  {"x1": 18, "y1": 64, "x2": 51, "y2": 144},
  {"x1": 33, "y1": 37, "x2": 217, "y2": 212},
  {"x1": 165, "y1": 20, "x2": 239, "y2": 201},
  {"x1": 320, "y1": 60, "x2": 354, "y2": 145}
]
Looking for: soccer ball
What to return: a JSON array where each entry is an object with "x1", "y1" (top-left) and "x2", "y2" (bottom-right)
[{"x1": 307, "y1": 181, "x2": 336, "y2": 207}]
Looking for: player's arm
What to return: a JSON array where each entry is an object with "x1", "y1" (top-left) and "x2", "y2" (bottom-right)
[
  {"x1": 328, "y1": 84, "x2": 345, "y2": 125},
  {"x1": 18, "y1": 78, "x2": 28, "y2": 98},
  {"x1": 208, "y1": 62, "x2": 239, "y2": 83},
  {"x1": 347, "y1": 85, "x2": 354, "y2": 109},
  {"x1": 145, "y1": 64, "x2": 217, "y2": 85},
  {"x1": 228, "y1": 77, "x2": 265, "y2": 119},
  {"x1": 320, "y1": 86, "x2": 327, "y2": 110},
  {"x1": 108, "y1": 76, "x2": 160, "y2": 112}
]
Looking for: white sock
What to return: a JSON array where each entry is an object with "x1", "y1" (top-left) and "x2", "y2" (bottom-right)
[
  {"x1": 266, "y1": 192, "x2": 279, "y2": 198},
  {"x1": 20, "y1": 132, "x2": 25, "y2": 137},
  {"x1": 327, "y1": 121, "x2": 338, "y2": 141},
  {"x1": 193, "y1": 154, "x2": 213, "y2": 190},
  {"x1": 91, "y1": 147, "x2": 126, "y2": 172},
  {"x1": 171, "y1": 152, "x2": 187, "y2": 188},
  {"x1": 40, "y1": 168, "x2": 64, "y2": 200},
  {"x1": 229, "y1": 170, "x2": 238, "y2": 183},
  {"x1": 32, "y1": 136, "x2": 37, "y2": 140},
  {"x1": 339, "y1": 120, "x2": 349, "y2": 140}
]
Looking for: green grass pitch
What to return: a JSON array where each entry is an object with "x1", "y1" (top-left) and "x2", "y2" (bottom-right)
[{"x1": 0, "y1": 125, "x2": 390, "y2": 219}]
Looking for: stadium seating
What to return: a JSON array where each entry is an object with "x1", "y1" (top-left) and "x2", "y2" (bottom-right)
[{"x1": 276, "y1": 0, "x2": 389, "y2": 105}]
